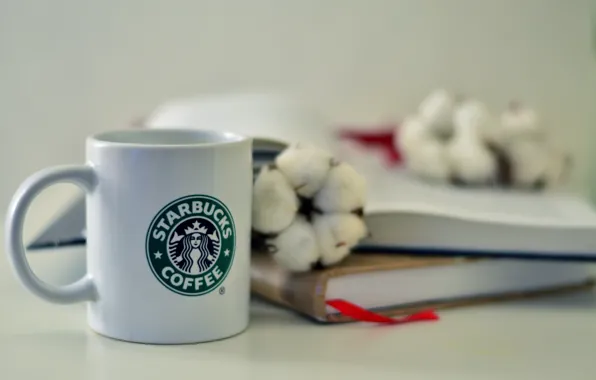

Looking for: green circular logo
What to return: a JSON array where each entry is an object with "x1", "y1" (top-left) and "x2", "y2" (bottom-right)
[{"x1": 145, "y1": 194, "x2": 236, "y2": 296}]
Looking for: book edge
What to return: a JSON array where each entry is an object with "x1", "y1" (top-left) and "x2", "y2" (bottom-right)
[{"x1": 322, "y1": 278, "x2": 595, "y2": 323}]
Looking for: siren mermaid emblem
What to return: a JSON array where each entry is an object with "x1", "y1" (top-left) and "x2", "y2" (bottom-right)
[
  {"x1": 171, "y1": 221, "x2": 219, "y2": 274},
  {"x1": 146, "y1": 194, "x2": 236, "y2": 296}
]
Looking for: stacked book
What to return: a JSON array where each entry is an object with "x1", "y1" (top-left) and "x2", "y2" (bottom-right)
[
  {"x1": 249, "y1": 142, "x2": 596, "y2": 322},
  {"x1": 29, "y1": 93, "x2": 596, "y2": 323}
]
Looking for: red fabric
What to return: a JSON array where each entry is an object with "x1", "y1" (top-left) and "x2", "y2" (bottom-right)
[
  {"x1": 336, "y1": 126, "x2": 404, "y2": 166},
  {"x1": 326, "y1": 299, "x2": 439, "y2": 325}
]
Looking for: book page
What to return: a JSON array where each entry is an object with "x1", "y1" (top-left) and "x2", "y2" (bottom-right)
[{"x1": 340, "y1": 146, "x2": 596, "y2": 227}]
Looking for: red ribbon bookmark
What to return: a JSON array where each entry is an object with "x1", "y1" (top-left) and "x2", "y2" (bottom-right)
[
  {"x1": 326, "y1": 299, "x2": 439, "y2": 325},
  {"x1": 336, "y1": 127, "x2": 404, "y2": 167}
]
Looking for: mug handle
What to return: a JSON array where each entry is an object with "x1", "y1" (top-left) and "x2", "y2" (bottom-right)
[{"x1": 5, "y1": 165, "x2": 97, "y2": 304}]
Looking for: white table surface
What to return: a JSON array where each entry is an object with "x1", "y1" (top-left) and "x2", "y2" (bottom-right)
[{"x1": 2, "y1": 234, "x2": 596, "y2": 379}]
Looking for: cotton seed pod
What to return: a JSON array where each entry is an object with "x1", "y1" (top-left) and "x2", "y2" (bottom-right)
[
  {"x1": 265, "y1": 215, "x2": 320, "y2": 272},
  {"x1": 274, "y1": 143, "x2": 333, "y2": 198},
  {"x1": 252, "y1": 145, "x2": 369, "y2": 272},
  {"x1": 499, "y1": 102, "x2": 542, "y2": 143},
  {"x1": 403, "y1": 138, "x2": 452, "y2": 183},
  {"x1": 547, "y1": 158, "x2": 572, "y2": 189},
  {"x1": 252, "y1": 165, "x2": 299, "y2": 234},
  {"x1": 452, "y1": 99, "x2": 492, "y2": 134},
  {"x1": 418, "y1": 88, "x2": 456, "y2": 138},
  {"x1": 448, "y1": 101, "x2": 497, "y2": 185},
  {"x1": 505, "y1": 138, "x2": 549, "y2": 189},
  {"x1": 447, "y1": 135, "x2": 497, "y2": 186},
  {"x1": 397, "y1": 116, "x2": 451, "y2": 183},
  {"x1": 543, "y1": 144, "x2": 572, "y2": 189},
  {"x1": 397, "y1": 115, "x2": 433, "y2": 150},
  {"x1": 313, "y1": 160, "x2": 367, "y2": 213},
  {"x1": 313, "y1": 213, "x2": 368, "y2": 267}
]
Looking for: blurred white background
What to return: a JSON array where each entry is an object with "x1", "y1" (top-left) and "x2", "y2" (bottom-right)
[{"x1": 1, "y1": 0, "x2": 595, "y2": 233}]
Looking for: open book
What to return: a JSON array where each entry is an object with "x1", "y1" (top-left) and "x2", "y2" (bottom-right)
[
  {"x1": 27, "y1": 93, "x2": 596, "y2": 261},
  {"x1": 336, "y1": 142, "x2": 596, "y2": 259},
  {"x1": 143, "y1": 92, "x2": 334, "y2": 152}
]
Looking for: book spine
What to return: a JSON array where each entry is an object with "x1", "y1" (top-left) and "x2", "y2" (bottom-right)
[{"x1": 281, "y1": 273, "x2": 328, "y2": 320}]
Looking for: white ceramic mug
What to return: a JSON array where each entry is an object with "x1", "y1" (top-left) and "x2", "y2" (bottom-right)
[{"x1": 5, "y1": 129, "x2": 253, "y2": 344}]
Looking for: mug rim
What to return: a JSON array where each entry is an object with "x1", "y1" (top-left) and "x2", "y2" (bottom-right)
[{"x1": 89, "y1": 128, "x2": 250, "y2": 148}]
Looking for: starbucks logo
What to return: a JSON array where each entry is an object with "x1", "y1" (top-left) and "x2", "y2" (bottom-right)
[{"x1": 145, "y1": 194, "x2": 236, "y2": 296}]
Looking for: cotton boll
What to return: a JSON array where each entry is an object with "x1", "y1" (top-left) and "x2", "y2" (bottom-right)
[
  {"x1": 313, "y1": 213, "x2": 368, "y2": 267},
  {"x1": 503, "y1": 133, "x2": 571, "y2": 190},
  {"x1": 418, "y1": 89, "x2": 456, "y2": 139},
  {"x1": 505, "y1": 139, "x2": 549, "y2": 189},
  {"x1": 543, "y1": 145, "x2": 573, "y2": 189},
  {"x1": 448, "y1": 101, "x2": 497, "y2": 185},
  {"x1": 405, "y1": 138, "x2": 452, "y2": 183},
  {"x1": 266, "y1": 216, "x2": 320, "y2": 272},
  {"x1": 452, "y1": 99, "x2": 492, "y2": 135},
  {"x1": 396, "y1": 115, "x2": 429, "y2": 151},
  {"x1": 500, "y1": 102, "x2": 543, "y2": 143},
  {"x1": 397, "y1": 116, "x2": 451, "y2": 182},
  {"x1": 447, "y1": 135, "x2": 497, "y2": 185},
  {"x1": 455, "y1": 98, "x2": 502, "y2": 145},
  {"x1": 252, "y1": 165, "x2": 299, "y2": 234},
  {"x1": 275, "y1": 143, "x2": 333, "y2": 197},
  {"x1": 313, "y1": 161, "x2": 367, "y2": 213}
]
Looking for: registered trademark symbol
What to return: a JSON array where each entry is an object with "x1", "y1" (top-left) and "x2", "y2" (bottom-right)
[{"x1": 219, "y1": 286, "x2": 226, "y2": 295}]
